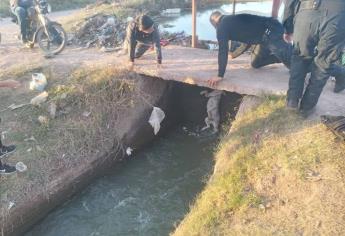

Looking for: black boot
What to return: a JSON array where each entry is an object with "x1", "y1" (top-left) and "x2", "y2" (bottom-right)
[
  {"x1": 299, "y1": 107, "x2": 316, "y2": 118},
  {"x1": 286, "y1": 98, "x2": 299, "y2": 111}
]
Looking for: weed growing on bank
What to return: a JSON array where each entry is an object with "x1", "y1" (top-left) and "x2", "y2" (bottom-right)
[{"x1": 0, "y1": 66, "x2": 143, "y2": 223}]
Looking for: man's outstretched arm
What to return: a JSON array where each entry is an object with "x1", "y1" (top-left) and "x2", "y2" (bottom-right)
[{"x1": 208, "y1": 37, "x2": 229, "y2": 87}]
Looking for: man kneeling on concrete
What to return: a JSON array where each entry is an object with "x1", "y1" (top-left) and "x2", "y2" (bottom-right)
[
  {"x1": 119, "y1": 15, "x2": 162, "y2": 69},
  {"x1": 208, "y1": 11, "x2": 292, "y2": 87}
]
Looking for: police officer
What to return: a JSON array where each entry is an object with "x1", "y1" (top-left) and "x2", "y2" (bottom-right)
[
  {"x1": 282, "y1": 0, "x2": 345, "y2": 94},
  {"x1": 285, "y1": 0, "x2": 345, "y2": 116}
]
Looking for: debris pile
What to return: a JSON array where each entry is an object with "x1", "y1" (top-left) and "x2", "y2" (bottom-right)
[
  {"x1": 72, "y1": 14, "x2": 127, "y2": 49},
  {"x1": 160, "y1": 31, "x2": 210, "y2": 49}
]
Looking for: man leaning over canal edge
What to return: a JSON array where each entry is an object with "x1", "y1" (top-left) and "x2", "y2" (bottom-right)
[
  {"x1": 118, "y1": 15, "x2": 162, "y2": 70},
  {"x1": 208, "y1": 11, "x2": 291, "y2": 87}
]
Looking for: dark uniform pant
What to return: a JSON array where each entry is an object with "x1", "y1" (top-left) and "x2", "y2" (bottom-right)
[
  {"x1": 287, "y1": 0, "x2": 345, "y2": 111},
  {"x1": 251, "y1": 44, "x2": 282, "y2": 68},
  {"x1": 259, "y1": 19, "x2": 293, "y2": 69}
]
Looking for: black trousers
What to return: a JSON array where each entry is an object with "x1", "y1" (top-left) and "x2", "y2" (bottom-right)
[
  {"x1": 251, "y1": 44, "x2": 282, "y2": 68},
  {"x1": 260, "y1": 19, "x2": 293, "y2": 69},
  {"x1": 288, "y1": 3, "x2": 345, "y2": 111}
]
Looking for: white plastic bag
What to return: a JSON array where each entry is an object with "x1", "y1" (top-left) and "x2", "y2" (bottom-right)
[
  {"x1": 30, "y1": 73, "x2": 47, "y2": 91},
  {"x1": 148, "y1": 107, "x2": 165, "y2": 135}
]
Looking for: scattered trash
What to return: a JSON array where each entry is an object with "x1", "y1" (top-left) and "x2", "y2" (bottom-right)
[
  {"x1": 24, "y1": 136, "x2": 36, "y2": 142},
  {"x1": 100, "y1": 46, "x2": 117, "y2": 53},
  {"x1": 30, "y1": 73, "x2": 47, "y2": 92},
  {"x1": 8, "y1": 103, "x2": 28, "y2": 111},
  {"x1": 72, "y1": 14, "x2": 126, "y2": 49},
  {"x1": 160, "y1": 31, "x2": 211, "y2": 49},
  {"x1": 30, "y1": 91, "x2": 48, "y2": 106},
  {"x1": 38, "y1": 116, "x2": 49, "y2": 125},
  {"x1": 162, "y1": 23, "x2": 175, "y2": 28},
  {"x1": 126, "y1": 147, "x2": 133, "y2": 156},
  {"x1": 148, "y1": 107, "x2": 165, "y2": 135},
  {"x1": 15, "y1": 162, "x2": 27, "y2": 172},
  {"x1": 36, "y1": 145, "x2": 43, "y2": 152},
  {"x1": 49, "y1": 102, "x2": 57, "y2": 119},
  {"x1": 82, "y1": 111, "x2": 92, "y2": 118},
  {"x1": 8, "y1": 201, "x2": 15, "y2": 210},
  {"x1": 1, "y1": 131, "x2": 8, "y2": 140},
  {"x1": 27, "y1": 148, "x2": 32, "y2": 152}
]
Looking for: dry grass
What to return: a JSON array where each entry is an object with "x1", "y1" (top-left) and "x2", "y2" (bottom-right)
[
  {"x1": 0, "y1": 65, "x2": 146, "y2": 223},
  {"x1": 173, "y1": 96, "x2": 345, "y2": 236}
]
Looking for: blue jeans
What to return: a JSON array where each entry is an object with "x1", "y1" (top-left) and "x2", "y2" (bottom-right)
[{"x1": 12, "y1": 6, "x2": 29, "y2": 41}]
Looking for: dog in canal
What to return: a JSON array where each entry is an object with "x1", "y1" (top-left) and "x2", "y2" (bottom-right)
[{"x1": 200, "y1": 89, "x2": 224, "y2": 134}]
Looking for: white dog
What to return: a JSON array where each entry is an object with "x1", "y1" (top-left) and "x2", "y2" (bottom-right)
[{"x1": 200, "y1": 89, "x2": 224, "y2": 134}]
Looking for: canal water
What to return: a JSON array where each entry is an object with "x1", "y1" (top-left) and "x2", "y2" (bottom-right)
[
  {"x1": 26, "y1": 2, "x2": 274, "y2": 235},
  {"x1": 162, "y1": 1, "x2": 285, "y2": 41},
  {"x1": 26, "y1": 128, "x2": 216, "y2": 236}
]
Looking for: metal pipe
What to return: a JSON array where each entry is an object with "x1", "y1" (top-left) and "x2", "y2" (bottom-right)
[{"x1": 192, "y1": 0, "x2": 198, "y2": 48}]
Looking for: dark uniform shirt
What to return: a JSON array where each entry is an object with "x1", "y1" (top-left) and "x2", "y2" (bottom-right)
[
  {"x1": 217, "y1": 14, "x2": 273, "y2": 77},
  {"x1": 127, "y1": 20, "x2": 162, "y2": 64}
]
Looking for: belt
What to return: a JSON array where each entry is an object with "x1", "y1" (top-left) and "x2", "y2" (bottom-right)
[
  {"x1": 299, "y1": 0, "x2": 345, "y2": 12},
  {"x1": 299, "y1": 0, "x2": 320, "y2": 11}
]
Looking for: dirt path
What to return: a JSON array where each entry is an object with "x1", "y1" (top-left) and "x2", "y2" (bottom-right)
[{"x1": 0, "y1": 9, "x2": 117, "y2": 79}]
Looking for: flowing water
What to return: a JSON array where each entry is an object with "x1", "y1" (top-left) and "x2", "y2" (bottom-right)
[
  {"x1": 26, "y1": 128, "x2": 216, "y2": 236},
  {"x1": 162, "y1": 1, "x2": 285, "y2": 41},
  {"x1": 25, "y1": 2, "x2": 275, "y2": 234}
]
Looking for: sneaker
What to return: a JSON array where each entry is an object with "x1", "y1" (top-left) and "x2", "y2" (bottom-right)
[
  {"x1": 0, "y1": 164, "x2": 16, "y2": 175},
  {"x1": 0, "y1": 145, "x2": 16, "y2": 159}
]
